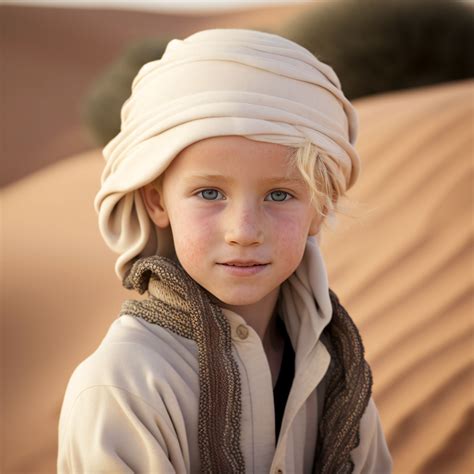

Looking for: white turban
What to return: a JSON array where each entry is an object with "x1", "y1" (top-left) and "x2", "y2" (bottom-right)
[{"x1": 94, "y1": 28, "x2": 360, "y2": 281}]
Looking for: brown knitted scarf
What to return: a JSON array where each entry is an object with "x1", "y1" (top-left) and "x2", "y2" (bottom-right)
[{"x1": 120, "y1": 255, "x2": 372, "y2": 474}]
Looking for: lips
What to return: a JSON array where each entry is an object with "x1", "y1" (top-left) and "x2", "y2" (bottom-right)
[
  {"x1": 219, "y1": 261, "x2": 268, "y2": 267},
  {"x1": 218, "y1": 261, "x2": 269, "y2": 276}
]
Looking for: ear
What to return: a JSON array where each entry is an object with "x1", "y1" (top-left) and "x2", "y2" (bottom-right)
[
  {"x1": 139, "y1": 183, "x2": 170, "y2": 228},
  {"x1": 308, "y1": 207, "x2": 325, "y2": 236}
]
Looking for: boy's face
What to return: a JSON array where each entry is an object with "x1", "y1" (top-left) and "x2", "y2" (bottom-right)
[{"x1": 141, "y1": 136, "x2": 323, "y2": 308}]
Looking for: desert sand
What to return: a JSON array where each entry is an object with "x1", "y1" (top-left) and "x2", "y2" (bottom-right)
[
  {"x1": 1, "y1": 70, "x2": 473, "y2": 474},
  {"x1": 320, "y1": 79, "x2": 474, "y2": 473}
]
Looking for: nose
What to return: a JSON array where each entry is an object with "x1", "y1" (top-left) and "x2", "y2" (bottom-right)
[{"x1": 224, "y1": 201, "x2": 264, "y2": 246}]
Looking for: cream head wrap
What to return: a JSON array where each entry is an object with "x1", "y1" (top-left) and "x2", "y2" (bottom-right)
[{"x1": 94, "y1": 28, "x2": 361, "y2": 281}]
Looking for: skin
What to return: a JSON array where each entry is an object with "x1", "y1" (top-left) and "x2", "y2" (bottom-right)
[{"x1": 140, "y1": 135, "x2": 324, "y2": 385}]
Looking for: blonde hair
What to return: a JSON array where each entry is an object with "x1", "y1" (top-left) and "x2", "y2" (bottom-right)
[{"x1": 287, "y1": 140, "x2": 360, "y2": 230}]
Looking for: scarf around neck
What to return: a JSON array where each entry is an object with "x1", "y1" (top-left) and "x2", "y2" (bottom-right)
[{"x1": 120, "y1": 255, "x2": 372, "y2": 473}]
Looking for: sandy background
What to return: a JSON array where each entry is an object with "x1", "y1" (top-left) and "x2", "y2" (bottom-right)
[{"x1": 1, "y1": 4, "x2": 473, "y2": 473}]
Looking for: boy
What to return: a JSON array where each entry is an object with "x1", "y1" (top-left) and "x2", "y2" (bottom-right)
[{"x1": 58, "y1": 29, "x2": 392, "y2": 473}]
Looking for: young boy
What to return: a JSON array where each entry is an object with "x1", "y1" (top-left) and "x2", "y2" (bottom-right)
[{"x1": 58, "y1": 29, "x2": 392, "y2": 473}]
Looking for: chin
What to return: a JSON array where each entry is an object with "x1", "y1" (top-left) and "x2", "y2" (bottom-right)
[{"x1": 214, "y1": 291, "x2": 264, "y2": 307}]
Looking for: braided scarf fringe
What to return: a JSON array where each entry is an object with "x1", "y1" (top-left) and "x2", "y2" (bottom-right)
[
  {"x1": 120, "y1": 256, "x2": 372, "y2": 474},
  {"x1": 121, "y1": 256, "x2": 244, "y2": 473},
  {"x1": 313, "y1": 289, "x2": 373, "y2": 474}
]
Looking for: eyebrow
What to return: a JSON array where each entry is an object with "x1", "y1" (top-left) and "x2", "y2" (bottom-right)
[{"x1": 184, "y1": 174, "x2": 304, "y2": 186}]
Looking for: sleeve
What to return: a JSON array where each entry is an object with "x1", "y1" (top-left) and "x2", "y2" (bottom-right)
[
  {"x1": 57, "y1": 385, "x2": 189, "y2": 474},
  {"x1": 350, "y1": 397, "x2": 393, "y2": 474}
]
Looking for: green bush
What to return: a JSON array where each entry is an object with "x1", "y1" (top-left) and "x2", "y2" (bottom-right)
[
  {"x1": 283, "y1": 0, "x2": 474, "y2": 100},
  {"x1": 81, "y1": 37, "x2": 171, "y2": 146}
]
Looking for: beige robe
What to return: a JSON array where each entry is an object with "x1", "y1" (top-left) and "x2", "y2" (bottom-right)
[{"x1": 57, "y1": 238, "x2": 393, "y2": 473}]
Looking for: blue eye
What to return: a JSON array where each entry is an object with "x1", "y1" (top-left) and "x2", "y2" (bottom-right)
[
  {"x1": 267, "y1": 191, "x2": 292, "y2": 202},
  {"x1": 198, "y1": 189, "x2": 223, "y2": 200}
]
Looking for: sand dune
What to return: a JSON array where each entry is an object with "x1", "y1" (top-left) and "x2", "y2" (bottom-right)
[
  {"x1": 320, "y1": 80, "x2": 474, "y2": 473},
  {"x1": 1, "y1": 79, "x2": 473, "y2": 472}
]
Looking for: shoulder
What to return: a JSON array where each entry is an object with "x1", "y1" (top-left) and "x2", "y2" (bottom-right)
[
  {"x1": 350, "y1": 397, "x2": 393, "y2": 473},
  {"x1": 60, "y1": 315, "x2": 199, "y2": 418},
  {"x1": 58, "y1": 316, "x2": 198, "y2": 472}
]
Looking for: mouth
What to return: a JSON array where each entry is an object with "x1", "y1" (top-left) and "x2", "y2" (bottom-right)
[
  {"x1": 217, "y1": 262, "x2": 269, "y2": 276},
  {"x1": 218, "y1": 261, "x2": 269, "y2": 267}
]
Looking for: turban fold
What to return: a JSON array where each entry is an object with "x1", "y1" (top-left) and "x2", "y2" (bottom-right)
[{"x1": 94, "y1": 28, "x2": 361, "y2": 281}]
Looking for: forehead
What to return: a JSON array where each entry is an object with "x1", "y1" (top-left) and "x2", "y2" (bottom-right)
[{"x1": 165, "y1": 135, "x2": 299, "y2": 180}]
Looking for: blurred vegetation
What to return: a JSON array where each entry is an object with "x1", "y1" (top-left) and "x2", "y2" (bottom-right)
[
  {"x1": 82, "y1": 0, "x2": 474, "y2": 146},
  {"x1": 283, "y1": 0, "x2": 474, "y2": 100},
  {"x1": 81, "y1": 37, "x2": 171, "y2": 146}
]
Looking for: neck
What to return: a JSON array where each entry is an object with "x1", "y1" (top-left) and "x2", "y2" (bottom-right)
[{"x1": 215, "y1": 286, "x2": 283, "y2": 346}]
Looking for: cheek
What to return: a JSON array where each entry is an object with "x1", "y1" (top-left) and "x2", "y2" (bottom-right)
[
  {"x1": 170, "y1": 207, "x2": 216, "y2": 267},
  {"x1": 272, "y1": 213, "x2": 310, "y2": 259}
]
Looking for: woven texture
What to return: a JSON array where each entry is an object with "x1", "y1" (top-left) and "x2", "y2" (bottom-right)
[
  {"x1": 122, "y1": 256, "x2": 244, "y2": 473},
  {"x1": 120, "y1": 255, "x2": 372, "y2": 473},
  {"x1": 314, "y1": 289, "x2": 373, "y2": 473}
]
